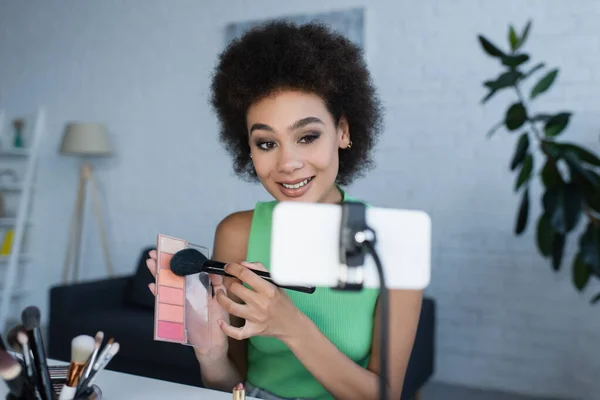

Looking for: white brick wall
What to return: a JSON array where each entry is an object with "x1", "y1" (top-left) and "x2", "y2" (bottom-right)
[{"x1": 1, "y1": 0, "x2": 599, "y2": 398}]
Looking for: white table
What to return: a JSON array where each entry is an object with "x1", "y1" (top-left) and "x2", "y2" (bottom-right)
[{"x1": 0, "y1": 359, "x2": 260, "y2": 400}]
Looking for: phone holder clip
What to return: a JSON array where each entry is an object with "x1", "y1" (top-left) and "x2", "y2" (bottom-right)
[{"x1": 336, "y1": 201, "x2": 376, "y2": 291}]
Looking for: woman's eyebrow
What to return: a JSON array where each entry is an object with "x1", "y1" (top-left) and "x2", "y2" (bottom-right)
[{"x1": 250, "y1": 117, "x2": 325, "y2": 135}]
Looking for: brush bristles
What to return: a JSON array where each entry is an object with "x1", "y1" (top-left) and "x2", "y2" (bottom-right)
[
  {"x1": 16, "y1": 331, "x2": 28, "y2": 347},
  {"x1": 6, "y1": 324, "x2": 25, "y2": 351},
  {"x1": 0, "y1": 351, "x2": 21, "y2": 380},
  {"x1": 71, "y1": 335, "x2": 95, "y2": 364},
  {"x1": 108, "y1": 342, "x2": 119, "y2": 356},
  {"x1": 170, "y1": 248, "x2": 207, "y2": 276},
  {"x1": 21, "y1": 306, "x2": 41, "y2": 330}
]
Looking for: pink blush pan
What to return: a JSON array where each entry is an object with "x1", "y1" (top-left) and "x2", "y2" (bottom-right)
[
  {"x1": 159, "y1": 253, "x2": 173, "y2": 269},
  {"x1": 158, "y1": 286, "x2": 184, "y2": 306},
  {"x1": 157, "y1": 321, "x2": 185, "y2": 342},
  {"x1": 158, "y1": 303, "x2": 184, "y2": 323},
  {"x1": 155, "y1": 234, "x2": 188, "y2": 344}
]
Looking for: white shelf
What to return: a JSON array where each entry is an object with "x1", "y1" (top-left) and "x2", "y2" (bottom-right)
[
  {"x1": 0, "y1": 107, "x2": 44, "y2": 331},
  {"x1": 0, "y1": 183, "x2": 22, "y2": 191},
  {"x1": 0, "y1": 148, "x2": 29, "y2": 157}
]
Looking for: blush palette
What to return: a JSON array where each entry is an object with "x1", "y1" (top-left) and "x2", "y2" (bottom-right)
[{"x1": 154, "y1": 234, "x2": 212, "y2": 350}]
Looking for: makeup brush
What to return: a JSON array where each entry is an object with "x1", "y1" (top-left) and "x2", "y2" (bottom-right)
[
  {"x1": 0, "y1": 349, "x2": 25, "y2": 397},
  {"x1": 80, "y1": 332, "x2": 103, "y2": 383},
  {"x1": 17, "y1": 331, "x2": 35, "y2": 382},
  {"x1": 170, "y1": 248, "x2": 316, "y2": 294},
  {"x1": 76, "y1": 337, "x2": 112, "y2": 394},
  {"x1": 0, "y1": 333, "x2": 8, "y2": 352},
  {"x1": 22, "y1": 306, "x2": 56, "y2": 400},
  {"x1": 95, "y1": 337, "x2": 113, "y2": 364},
  {"x1": 58, "y1": 335, "x2": 95, "y2": 400},
  {"x1": 75, "y1": 342, "x2": 119, "y2": 397},
  {"x1": 6, "y1": 324, "x2": 26, "y2": 352}
]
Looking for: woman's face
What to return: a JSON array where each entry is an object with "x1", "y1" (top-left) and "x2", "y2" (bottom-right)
[{"x1": 246, "y1": 90, "x2": 351, "y2": 204}]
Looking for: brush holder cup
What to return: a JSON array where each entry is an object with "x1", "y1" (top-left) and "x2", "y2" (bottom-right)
[
  {"x1": 5, "y1": 365, "x2": 103, "y2": 400},
  {"x1": 49, "y1": 364, "x2": 103, "y2": 400}
]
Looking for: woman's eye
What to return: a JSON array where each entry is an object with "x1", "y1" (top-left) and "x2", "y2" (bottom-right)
[
  {"x1": 300, "y1": 133, "x2": 320, "y2": 144},
  {"x1": 258, "y1": 141, "x2": 276, "y2": 151}
]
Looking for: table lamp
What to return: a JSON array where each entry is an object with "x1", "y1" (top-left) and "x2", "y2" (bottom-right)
[{"x1": 60, "y1": 122, "x2": 114, "y2": 283}]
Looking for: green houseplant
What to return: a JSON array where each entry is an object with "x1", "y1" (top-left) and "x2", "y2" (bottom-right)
[{"x1": 477, "y1": 20, "x2": 600, "y2": 304}]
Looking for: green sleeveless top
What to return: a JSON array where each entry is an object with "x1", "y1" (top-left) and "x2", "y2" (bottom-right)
[{"x1": 245, "y1": 191, "x2": 380, "y2": 399}]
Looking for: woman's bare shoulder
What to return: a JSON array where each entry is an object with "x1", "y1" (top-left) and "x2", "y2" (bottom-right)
[{"x1": 212, "y1": 209, "x2": 254, "y2": 262}]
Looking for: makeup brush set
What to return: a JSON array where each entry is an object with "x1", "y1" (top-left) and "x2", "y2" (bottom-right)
[{"x1": 1, "y1": 305, "x2": 119, "y2": 400}]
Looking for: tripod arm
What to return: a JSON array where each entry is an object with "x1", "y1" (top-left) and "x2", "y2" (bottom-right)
[{"x1": 336, "y1": 201, "x2": 388, "y2": 400}]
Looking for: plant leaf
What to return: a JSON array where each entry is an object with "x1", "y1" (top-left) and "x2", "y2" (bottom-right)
[
  {"x1": 515, "y1": 187, "x2": 529, "y2": 234},
  {"x1": 543, "y1": 186, "x2": 559, "y2": 217},
  {"x1": 542, "y1": 140, "x2": 562, "y2": 158},
  {"x1": 591, "y1": 292, "x2": 600, "y2": 304},
  {"x1": 481, "y1": 71, "x2": 524, "y2": 103},
  {"x1": 543, "y1": 183, "x2": 582, "y2": 234},
  {"x1": 502, "y1": 54, "x2": 530, "y2": 68},
  {"x1": 511, "y1": 133, "x2": 530, "y2": 170},
  {"x1": 487, "y1": 120, "x2": 505, "y2": 138},
  {"x1": 523, "y1": 62, "x2": 545, "y2": 80},
  {"x1": 536, "y1": 213, "x2": 553, "y2": 257},
  {"x1": 515, "y1": 153, "x2": 533, "y2": 191},
  {"x1": 551, "y1": 233, "x2": 565, "y2": 271},
  {"x1": 505, "y1": 102, "x2": 527, "y2": 131},
  {"x1": 519, "y1": 20, "x2": 532, "y2": 49},
  {"x1": 555, "y1": 142, "x2": 600, "y2": 166},
  {"x1": 485, "y1": 71, "x2": 523, "y2": 90},
  {"x1": 562, "y1": 183, "x2": 583, "y2": 232},
  {"x1": 563, "y1": 151, "x2": 599, "y2": 187},
  {"x1": 478, "y1": 35, "x2": 505, "y2": 57},
  {"x1": 581, "y1": 170, "x2": 600, "y2": 212},
  {"x1": 572, "y1": 252, "x2": 591, "y2": 291},
  {"x1": 530, "y1": 113, "x2": 551, "y2": 122},
  {"x1": 544, "y1": 112, "x2": 571, "y2": 137},
  {"x1": 543, "y1": 186, "x2": 566, "y2": 233},
  {"x1": 531, "y1": 69, "x2": 559, "y2": 99},
  {"x1": 580, "y1": 222, "x2": 600, "y2": 277},
  {"x1": 509, "y1": 25, "x2": 519, "y2": 51},
  {"x1": 481, "y1": 90, "x2": 498, "y2": 104},
  {"x1": 540, "y1": 159, "x2": 562, "y2": 188}
]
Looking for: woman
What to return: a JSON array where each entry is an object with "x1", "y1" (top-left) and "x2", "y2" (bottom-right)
[{"x1": 146, "y1": 21, "x2": 423, "y2": 400}]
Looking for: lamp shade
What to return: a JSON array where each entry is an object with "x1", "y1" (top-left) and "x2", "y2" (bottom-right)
[{"x1": 60, "y1": 122, "x2": 112, "y2": 156}]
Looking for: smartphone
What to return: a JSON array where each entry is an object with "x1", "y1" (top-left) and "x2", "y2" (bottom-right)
[{"x1": 270, "y1": 201, "x2": 431, "y2": 290}]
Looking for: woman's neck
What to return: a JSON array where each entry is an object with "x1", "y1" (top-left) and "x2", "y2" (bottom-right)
[{"x1": 320, "y1": 185, "x2": 344, "y2": 204}]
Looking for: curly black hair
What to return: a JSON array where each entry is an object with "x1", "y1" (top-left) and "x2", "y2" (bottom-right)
[{"x1": 209, "y1": 20, "x2": 384, "y2": 186}]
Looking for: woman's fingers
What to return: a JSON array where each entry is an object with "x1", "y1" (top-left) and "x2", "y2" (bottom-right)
[
  {"x1": 146, "y1": 257, "x2": 157, "y2": 278},
  {"x1": 148, "y1": 283, "x2": 157, "y2": 296},
  {"x1": 224, "y1": 278, "x2": 264, "y2": 310},
  {"x1": 210, "y1": 273, "x2": 224, "y2": 287},
  {"x1": 241, "y1": 261, "x2": 268, "y2": 272},
  {"x1": 218, "y1": 319, "x2": 252, "y2": 341},
  {"x1": 215, "y1": 290, "x2": 261, "y2": 323},
  {"x1": 225, "y1": 263, "x2": 275, "y2": 297}
]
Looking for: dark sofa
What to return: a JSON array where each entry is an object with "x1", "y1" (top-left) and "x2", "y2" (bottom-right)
[{"x1": 48, "y1": 247, "x2": 435, "y2": 399}]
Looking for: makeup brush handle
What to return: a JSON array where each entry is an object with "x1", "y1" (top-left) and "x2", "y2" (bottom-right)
[{"x1": 203, "y1": 261, "x2": 315, "y2": 294}]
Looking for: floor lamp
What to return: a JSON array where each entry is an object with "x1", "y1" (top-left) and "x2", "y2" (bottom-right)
[{"x1": 60, "y1": 122, "x2": 114, "y2": 283}]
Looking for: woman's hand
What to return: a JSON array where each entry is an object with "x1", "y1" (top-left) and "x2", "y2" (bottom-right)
[
  {"x1": 146, "y1": 250, "x2": 230, "y2": 360},
  {"x1": 215, "y1": 262, "x2": 303, "y2": 342}
]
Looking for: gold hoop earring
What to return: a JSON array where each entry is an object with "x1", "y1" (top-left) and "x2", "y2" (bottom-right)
[{"x1": 347, "y1": 141, "x2": 353, "y2": 149}]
